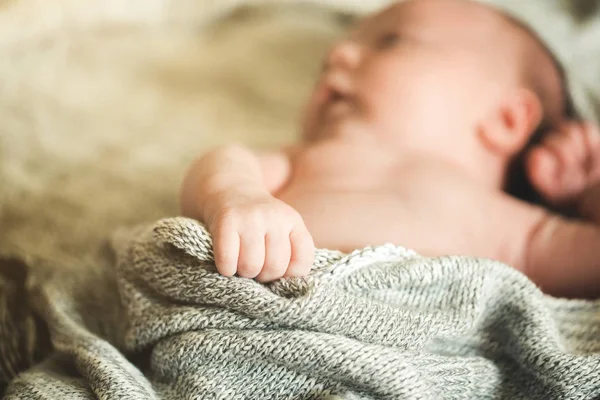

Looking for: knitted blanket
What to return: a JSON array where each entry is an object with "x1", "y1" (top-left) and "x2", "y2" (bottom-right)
[{"x1": 5, "y1": 217, "x2": 600, "y2": 399}]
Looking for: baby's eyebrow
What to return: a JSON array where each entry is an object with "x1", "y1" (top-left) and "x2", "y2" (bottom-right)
[
  {"x1": 346, "y1": 23, "x2": 368, "y2": 40},
  {"x1": 354, "y1": 24, "x2": 409, "y2": 42},
  {"x1": 349, "y1": 14, "x2": 396, "y2": 38}
]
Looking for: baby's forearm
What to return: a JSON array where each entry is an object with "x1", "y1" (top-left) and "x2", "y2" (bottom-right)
[
  {"x1": 577, "y1": 184, "x2": 600, "y2": 225},
  {"x1": 180, "y1": 144, "x2": 267, "y2": 222},
  {"x1": 527, "y1": 215, "x2": 600, "y2": 298}
]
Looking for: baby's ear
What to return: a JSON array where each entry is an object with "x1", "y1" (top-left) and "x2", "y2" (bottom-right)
[{"x1": 479, "y1": 89, "x2": 543, "y2": 157}]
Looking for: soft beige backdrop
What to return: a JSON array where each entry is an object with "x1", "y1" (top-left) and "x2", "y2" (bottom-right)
[
  {"x1": 0, "y1": 0, "x2": 598, "y2": 274},
  {"x1": 0, "y1": 1, "x2": 347, "y2": 272}
]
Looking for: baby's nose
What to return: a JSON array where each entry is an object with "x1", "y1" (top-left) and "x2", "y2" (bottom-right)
[{"x1": 324, "y1": 40, "x2": 362, "y2": 71}]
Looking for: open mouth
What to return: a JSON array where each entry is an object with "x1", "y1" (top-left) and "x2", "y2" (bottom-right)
[
  {"x1": 330, "y1": 89, "x2": 344, "y2": 103},
  {"x1": 323, "y1": 88, "x2": 355, "y2": 118},
  {"x1": 313, "y1": 74, "x2": 359, "y2": 124}
]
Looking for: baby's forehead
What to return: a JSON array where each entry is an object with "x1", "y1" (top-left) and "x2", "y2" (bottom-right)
[{"x1": 352, "y1": 0, "x2": 518, "y2": 42}]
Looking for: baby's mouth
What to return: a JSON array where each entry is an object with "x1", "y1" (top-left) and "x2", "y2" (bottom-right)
[
  {"x1": 326, "y1": 94, "x2": 353, "y2": 116},
  {"x1": 320, "y1": 86, "x2": 357, "y2": 118}
]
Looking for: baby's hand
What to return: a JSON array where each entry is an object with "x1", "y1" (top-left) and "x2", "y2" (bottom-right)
[
  {"x1": 205, "y1": 190, "x2": 314, "y2": 282},
  {"x1": 526, "y1": 122, "x2": 600, "y2": 207}
]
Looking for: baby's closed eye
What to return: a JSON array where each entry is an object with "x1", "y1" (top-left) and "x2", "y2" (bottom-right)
[{"x1": 375, "y1": 32, "x2": 400, "y2": 50}]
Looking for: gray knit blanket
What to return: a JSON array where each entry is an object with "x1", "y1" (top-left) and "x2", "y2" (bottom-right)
[{"x1": 4, "y1": 217, "x2": 600, "y2": 399}]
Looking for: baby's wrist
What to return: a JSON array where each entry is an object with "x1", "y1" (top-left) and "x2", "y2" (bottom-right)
[
  {"x1": 203, "y1": 186, "x2": 271, "y2": 220},
  {"x1": 576, "y1": 184, "x2": 600, "y2": 219}
]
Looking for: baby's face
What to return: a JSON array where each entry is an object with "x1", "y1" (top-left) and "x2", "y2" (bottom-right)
[{"x1": 302, "y1": 0, "x2": 545, "y2": 150}]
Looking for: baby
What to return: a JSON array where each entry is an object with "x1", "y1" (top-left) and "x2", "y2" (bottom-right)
[{"x1": 180, "y1": 0, "x2": 600, "y2": 298}]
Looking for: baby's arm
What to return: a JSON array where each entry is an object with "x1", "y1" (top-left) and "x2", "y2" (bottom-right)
[
  {"x1": 180, "y1": 144, "x2": 313, "y2": 282},
  {"x1": 578, "y1": 184, "x2": 600, "y2": 224},
  {"x1": 527, "y1": 213, "x2": 600, "y2": 298},
  {"x1": 480, "y1": 189, "x2": 600, "y2": 299},
  {"x1": 180, "y1": 145, "x2": 291, "y2": 220},
  {"x1": 181, "y1": 144, "x2": 264, "y2": 221}
]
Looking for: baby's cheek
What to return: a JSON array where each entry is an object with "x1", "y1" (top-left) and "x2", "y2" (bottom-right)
[{"x1": 300, "y1": 96, "x2": 320, "y2": 140}]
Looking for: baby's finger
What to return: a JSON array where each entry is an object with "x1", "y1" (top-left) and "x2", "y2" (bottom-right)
[
  {"x1": 582, "y1": 123, "x2": 600, "y2": 179},
  {"x1": 237, "y1": 231, "x2": 266, "y2": 279},
  {"x1": 584, "y1": 123, "x2": 600, "y2": 152},
  {"x1": 255, "y1": 231, "x2": 291, "y2": 283},
  {"x1": 542, "y1": 133, "x2": 578, "y2": 172},
  {"x1": 526, "y1": 146, "x2": 560, "y2": 198},
  {"x1": 562, "y1": 122, "x2": 587, "y2": 163},
  {"x1": 212, "y1": 228, "x2": 240, "y2": 277},
  {"x1": 285, "y1": 228, "x2": 315, "y2": 278}
]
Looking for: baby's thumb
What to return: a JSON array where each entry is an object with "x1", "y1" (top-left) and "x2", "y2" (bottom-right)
[{"x1": 525, "y1": 147, "x2": 561, "y2": 201}]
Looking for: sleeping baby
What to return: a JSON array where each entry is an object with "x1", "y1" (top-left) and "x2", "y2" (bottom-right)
[{"x1": 180, "y1": 0, "x2": 600, "y2": 298}]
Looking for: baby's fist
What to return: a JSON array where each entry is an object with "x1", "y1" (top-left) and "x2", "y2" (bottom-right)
[
  {"x1": 526, "y1": 122, "x2": 600, "y2": 206},
  {"x1": 206, "y1": 192, "x2": 314, "y2": 282}
]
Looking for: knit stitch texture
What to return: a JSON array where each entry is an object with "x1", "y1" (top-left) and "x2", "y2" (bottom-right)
[{"x1": 5, "y1": 217, "x2": 600, "y2": 399}]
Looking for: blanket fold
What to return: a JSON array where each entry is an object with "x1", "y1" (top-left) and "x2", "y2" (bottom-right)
[{"x1": 5, "y1": 217, "x2": 600, "y2": 399}]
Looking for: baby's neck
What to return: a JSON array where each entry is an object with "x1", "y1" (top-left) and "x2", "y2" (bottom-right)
[
  {"x1": 301, "y1": 134, "x2": 505, "y2": 191},
  {"x1": 302, "y1": 125, "x2": 507, "y2": 191}
]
